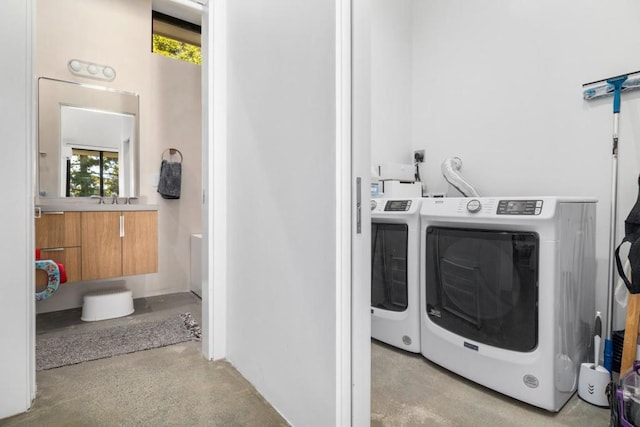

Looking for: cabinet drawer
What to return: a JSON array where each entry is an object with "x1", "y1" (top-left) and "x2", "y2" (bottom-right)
[
  {"x1": 36, "y1": 246, "x2": 81, "y2": 286},
  {"x1": 35, "y1": 211, "x2": 81, "y2": 248}
]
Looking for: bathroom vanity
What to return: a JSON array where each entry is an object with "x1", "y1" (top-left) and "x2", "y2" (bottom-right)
[
  {"x1": 34, "y1": 77, "x2": 157, "y2": 285},
  {"x1": 35, "y1": 205, "x2": 158, "y2": 283}
]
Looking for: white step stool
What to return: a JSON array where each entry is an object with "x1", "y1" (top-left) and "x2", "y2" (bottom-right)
[{"x1": 81, "y1": 289, "x2": 134, "y2": 321}]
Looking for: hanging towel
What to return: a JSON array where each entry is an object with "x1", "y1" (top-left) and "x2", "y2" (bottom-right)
[{"x1": 157, "y1": 160, "x2": 182, "y2": 199}]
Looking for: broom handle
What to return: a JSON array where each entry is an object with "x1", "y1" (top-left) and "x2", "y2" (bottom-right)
[
  {"x1": 603, "y1": 119, "x2": 618, "y2": 373},
  {"x1": 607, "y1": 131, "x2": 618, "y2": 341},
  {"x1": 604, "y1": 80, "x2": 625, "y2": 374}
]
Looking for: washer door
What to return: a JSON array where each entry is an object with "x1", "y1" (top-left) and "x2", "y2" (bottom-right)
[
  {"x1": 425, "y1": 226, "x2": 539, "y2": 352},
  {"x1": 371, "y1": 223, "x2": 408, "y2": 312}
]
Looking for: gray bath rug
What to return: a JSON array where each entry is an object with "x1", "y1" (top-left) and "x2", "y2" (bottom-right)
[{"x1": 37, "y1": 313, "x2": 200, "y2": 371}]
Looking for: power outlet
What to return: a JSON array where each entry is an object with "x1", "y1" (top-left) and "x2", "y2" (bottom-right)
[{"x1": 414, "y1": 150, "x2": 425, "y2": 163}]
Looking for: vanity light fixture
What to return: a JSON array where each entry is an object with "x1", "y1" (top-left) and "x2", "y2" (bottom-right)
[{"x1": 67, "y1": 59, "x2": 116, "y2": 82}]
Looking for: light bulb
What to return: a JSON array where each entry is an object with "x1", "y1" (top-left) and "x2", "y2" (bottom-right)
[
  {"x1": 69, "y1": 60, "x2": 82, "y2": 72},
  {"x1": 103, "y1": 67, "x2": 115, "y2": 79}
]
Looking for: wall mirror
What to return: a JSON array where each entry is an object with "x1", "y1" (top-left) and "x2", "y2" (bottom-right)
[{"x1": 38, "y1": 77, "x2": 140, "y2": 199}]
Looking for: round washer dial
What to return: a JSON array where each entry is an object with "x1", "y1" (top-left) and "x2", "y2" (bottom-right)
[
  {"x1": 467, "y1": 199, "x2": 482, "y2": 213},
  {"x1": 370, "y1": 200, "x2": 377, "y2": 211}
]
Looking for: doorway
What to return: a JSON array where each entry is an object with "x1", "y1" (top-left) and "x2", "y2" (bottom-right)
[{"x1": 31, "y1": 0, "x2": 210, "y2": 381}]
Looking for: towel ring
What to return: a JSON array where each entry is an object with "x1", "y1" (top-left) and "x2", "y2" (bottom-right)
[{"x1": 162, "y1": 148, "x2": 183, "y2": 163}]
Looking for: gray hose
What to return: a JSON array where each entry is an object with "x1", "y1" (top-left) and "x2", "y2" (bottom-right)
[{"x1": 441, "y1": 157, "x2": 480, "y2": 197}]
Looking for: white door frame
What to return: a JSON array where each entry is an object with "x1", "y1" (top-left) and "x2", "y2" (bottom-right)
[
  {"x1": 201, "y1": 0, "x2": 228, "y2": 361},
  {"x1": 349, "y1": 0, "x2": 373, "y2": 424},
  {"x1": 2, "y1": 0, "x2": 35, "y2": 419},
  {"x1": 12, "y1": 0, "x2": 224, "y2": 417},
  {"x1": 338, "y1": 0, "x2": 372, "y2": 424},
  {"x1": 336, "y1": 0, "x2": 353, "y2": 424}
]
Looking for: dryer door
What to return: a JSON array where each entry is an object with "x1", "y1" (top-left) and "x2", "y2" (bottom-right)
[
  {"x1": 371, "y1": 222, "x2": 408, "y2": 312},
  {"x1": 425, "y1": 226, "x2": 539, "y2": 352}
]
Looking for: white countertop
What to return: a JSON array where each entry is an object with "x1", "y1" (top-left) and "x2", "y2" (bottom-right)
[{"x1": 37, "y1": 203, "x2": 158, "y2": 212}]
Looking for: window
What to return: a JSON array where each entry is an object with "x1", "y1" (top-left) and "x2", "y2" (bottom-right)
[
  {"x1": 66, "y1": 149, "x2": 119, "y2": 197},
  {"x1": 152, "y1": 11, "x2": 202, "y2": 65}
]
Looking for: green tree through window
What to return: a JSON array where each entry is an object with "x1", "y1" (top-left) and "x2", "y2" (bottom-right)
[
  {"x1": 153, "y1": 34, "x2": 201, "y2": 65},
  {"x1": 67, "y1": 149, "x2": 119, "y2": 197}
]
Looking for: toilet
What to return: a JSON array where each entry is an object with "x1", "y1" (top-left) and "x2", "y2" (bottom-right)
[{"x1": 81, "y1": 289, "x2": 134, "y2": 321}]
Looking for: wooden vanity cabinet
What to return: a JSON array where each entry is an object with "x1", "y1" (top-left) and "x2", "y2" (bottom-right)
[
  {"x1": 81, "y1": 210, "x2": 158, "y2": 281},
  {"x1": 35, "y1": 209, "x2": 158, "y2": 283},
  {"x1": 35, "y1": 211, "x2": 82, "y2": 283},
  {"x1": 122, "y1": 211, "x2": 158, "y2": 276},
  {"x1": 81, "y1": 212, "x2": 122, "y2": 281}
]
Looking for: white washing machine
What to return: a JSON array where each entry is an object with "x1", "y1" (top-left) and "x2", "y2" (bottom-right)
[
  {"x1": 419, "y1": 197, "x2": 596, "y2": 411},
  {"x1": 371, "y1": 197, "x2": 423, "y2": 352}
]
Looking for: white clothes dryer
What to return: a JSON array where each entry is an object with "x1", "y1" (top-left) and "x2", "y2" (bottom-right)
[
  {"x1": 371, "y1": 197, "x2": 423, "y2": 352},
  {"x1": 419, "y1": 197, "x2": 596, "y2": 411}
]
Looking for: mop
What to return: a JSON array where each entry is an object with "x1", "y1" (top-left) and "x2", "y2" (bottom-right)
[{"x1": 582, "y1": 71, "x2": 640, "y2": 374}]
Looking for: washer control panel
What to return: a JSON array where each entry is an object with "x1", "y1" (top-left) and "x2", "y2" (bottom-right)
[
  {"x1": 384, "y1": 200, "x2": 412, "y2": 211},
  {"x1": 497, "y1": 200, "x2": 543, "y2": 215}
]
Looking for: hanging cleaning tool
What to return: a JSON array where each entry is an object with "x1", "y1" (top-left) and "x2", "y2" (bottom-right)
[
  {"x1": 605, "y1": 75, "x2": 626, "y2": 375},
  {"x1": 582, "y1": 71, "x2": 640, "y2": 101},
  {"x1": 578, "y1": 311, "x2": 610, "y2": 407},
  {"x1": 582, "y1": 71, "x2": 639, "y2": 375}
]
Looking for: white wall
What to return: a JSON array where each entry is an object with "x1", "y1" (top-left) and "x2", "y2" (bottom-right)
[
  {"x1": 0, "y1": 0, "x2": 34, "y2": 419},
  {"x1": 34, "y1": 0, "x2": 202, "y2": 312},
  {"x1": 409, "y1": 0, "x2": 640, "y2": 327},
  {"x1": 371, "y1": 0, "x2": 413, "y2": 168},
  {"x1": 148, "y1": 53, "x2": 202, "y2": 301},
  {"x1": 226, "y1": 1, "x2": 338, "y2": 425}
]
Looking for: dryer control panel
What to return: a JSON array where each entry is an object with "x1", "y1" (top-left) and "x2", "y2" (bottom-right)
[
  {"x1": 384, "y1": 200, "x2": 412, "y2": 211},
  {"x1": 497, "y1": 200, "x2": 543, "y2": 215},
  {"x1": 372, "y1": 198, "x2": 422, "y2": 216}
]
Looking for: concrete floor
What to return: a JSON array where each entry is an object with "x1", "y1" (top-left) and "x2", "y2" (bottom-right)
[
  {"x1": 3, "y1": 292, "x2": 286, "y2": 427},
  {"x1": 371, "y1": 340, "x2": 610, "y2": 426},
  {"x1": 3, "y1": 292, "x2": 612, "y2": 426}
]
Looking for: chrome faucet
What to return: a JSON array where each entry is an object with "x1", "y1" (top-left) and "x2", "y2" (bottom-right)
[
  {"x1": 112, "y1": 193, "x2": 119, "y2": 204},
  {"x1": 90, "y1": 195, "x2": 105, "y2": 204}
]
